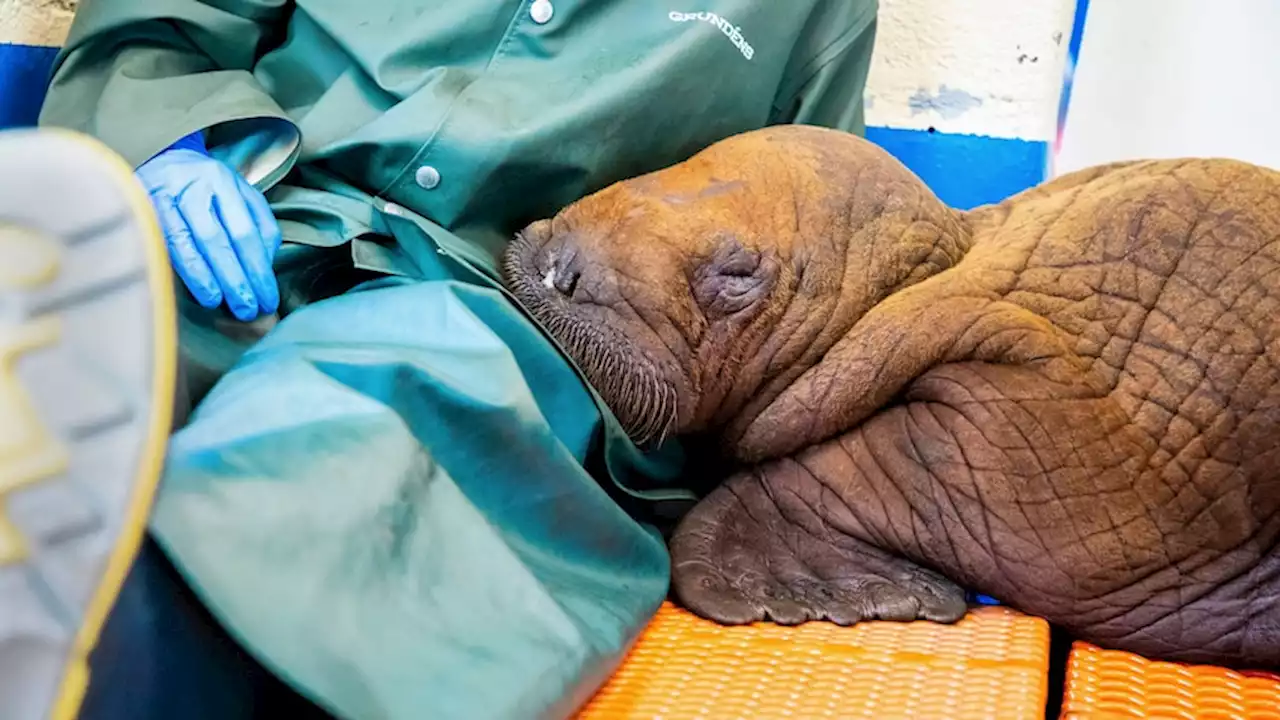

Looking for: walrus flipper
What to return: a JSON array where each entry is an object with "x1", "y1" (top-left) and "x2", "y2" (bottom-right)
[{"x1": 669, "y1": 465, "x2": 967, "y2": 627}]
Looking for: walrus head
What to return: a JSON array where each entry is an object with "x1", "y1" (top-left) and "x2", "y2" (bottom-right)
[{"x1": 502, "y1": 125, "x2": 972, "y2": 455}]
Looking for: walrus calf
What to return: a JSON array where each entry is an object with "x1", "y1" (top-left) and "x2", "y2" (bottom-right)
[{"x1": 501, "y1": 124, "x2": 1280, "y2": 669}]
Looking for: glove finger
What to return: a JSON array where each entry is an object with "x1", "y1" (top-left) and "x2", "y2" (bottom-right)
[
  {"x1": 235, "y1": 174, "x2": 283, "y2": 261},
  {"x1": 214, "y1": 172, "x2": 279, "y2": 315},
  {"x1": 152, "y1": 192, "x2": 223, "y2": 309},
  {"x1": 177, "y1": 184, "x2": 260, "y2": 321}
]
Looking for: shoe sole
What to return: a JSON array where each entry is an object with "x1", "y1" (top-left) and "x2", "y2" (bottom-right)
[{"x1": 0, "y1": 129, "x2": 176, "y2": 720}]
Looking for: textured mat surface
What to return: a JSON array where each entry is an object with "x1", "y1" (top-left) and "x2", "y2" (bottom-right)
[
  {"x1": 1061, "y1": 642, "x2": 1280, "y2": 720},
  {"x1": 576, "y1": 602, "x2": 1051, "y2": 719}
]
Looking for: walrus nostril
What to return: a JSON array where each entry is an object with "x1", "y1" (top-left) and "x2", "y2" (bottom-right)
[
  {"x1": 540, "y1": 247, "x2": 583, "y2": 298},
  {"x1": 554, "y1": 265, "x2": 581, "y2": 297}
]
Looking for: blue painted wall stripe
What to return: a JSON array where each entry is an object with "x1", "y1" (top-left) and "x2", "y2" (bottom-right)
[
  {"x1": 0, "y1": 43, "x2": 58, "y2": 130},
  {"x1": 866, "y1": 127, "x2": 1047, "y2": 210},
  {"x1": 1066, "y1": 0, "x2": 1090, "y2": 71},
  {"x1": 1, "y1": 42, "x2": 1045, "y2": 211},
  {"x1": 1048, "y1": 0, "x2": 1089, "y2": 175}
]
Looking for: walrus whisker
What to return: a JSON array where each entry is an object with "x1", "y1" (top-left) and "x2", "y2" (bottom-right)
[
  {"x1": 650, "y1": 376, "x2": 669, "y2": 441},
  {"x1": 662, "y1": 382, "x2": 678, "y2": 443},
  {"x1": 647, "y1": 384, "x2": 665, "y2": 443},
  {"x1": 504, "y1": 232, "x2": 680, "y2": 449},
  {"x1": 634, "y1": 374, "x2": 656, "y2": 441}
]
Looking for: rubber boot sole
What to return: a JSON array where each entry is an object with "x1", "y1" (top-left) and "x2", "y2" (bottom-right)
[{"x1": 0, "y1": 129, "x2": 177, "y2": 720}]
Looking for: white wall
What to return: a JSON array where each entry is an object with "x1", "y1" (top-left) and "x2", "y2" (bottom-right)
[
  {"x1": 1056, "y1": 0, "x2": 1280, "y2": 174},
  {"x1": 865, "y1": 0, "x2": 1075, "y2": 142},
  {"x1": 0, "y1": 0, "x2": 76, "y2": 47}
]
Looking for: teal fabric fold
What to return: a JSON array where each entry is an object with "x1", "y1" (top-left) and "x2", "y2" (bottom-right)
[{"x1": 151, "y1": 279, "x2": 670, "y2": 720}]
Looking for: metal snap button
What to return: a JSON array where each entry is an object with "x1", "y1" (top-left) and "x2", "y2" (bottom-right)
[
  {"x1": 415, "y1": 165, "x2": 441, "y2": 190},
  {"x1": 530, "y1": 0, "x2": 553, "y2": 25}
]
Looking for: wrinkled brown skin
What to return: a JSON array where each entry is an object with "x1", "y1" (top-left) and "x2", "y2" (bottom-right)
[{"x1": 501, "y1": 124, "x2": 1280, "y2": 669}]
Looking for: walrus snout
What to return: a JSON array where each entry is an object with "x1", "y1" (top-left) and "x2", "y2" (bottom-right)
[
  {"x1": 505, "y1": 221, "x2": 591, "y2": 305},
  {"x1": 535, "y1": 237, "x2": 585, "y2": 300},
  {"x1": 504, "y1": 221, "x2": 549, "y2": 291},
  {"x1": 503, "y1": 216, "x2": 693, "y2": 449}
]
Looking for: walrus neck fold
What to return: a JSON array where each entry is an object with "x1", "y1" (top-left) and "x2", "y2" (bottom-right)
[{"x1": 710, "y1": 199, "x2": 976, "y2": 464}]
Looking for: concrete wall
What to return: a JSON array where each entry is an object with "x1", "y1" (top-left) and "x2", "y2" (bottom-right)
[
  {"x1": 0, "y1": 0, "x2": 1079, "y2": 207},
  {"x1": 1055, "y1": 0, "x2": 1280, "y2": 174},
  {"x1": 0, "y1": 0, "x2": 76, "y2": 47},
  {"x1": 866, "y1": 0, "x2": 1073, "y2": 140},
  {"x1": 864, "y1": 0, "x2": 1076, "y2": 208},
  {"x1": 0, "y1": 0, "x2": 70, "y2": 128}
]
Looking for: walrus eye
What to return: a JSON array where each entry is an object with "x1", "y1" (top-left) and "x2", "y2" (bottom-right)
[{"x1": 691, "y1": 237, "x2": 778, "y2": 317}]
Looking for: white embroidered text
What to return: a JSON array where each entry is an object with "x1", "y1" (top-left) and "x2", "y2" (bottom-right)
[{"x1": 669, "y1": 11, "x2": 755, "y2": 60}]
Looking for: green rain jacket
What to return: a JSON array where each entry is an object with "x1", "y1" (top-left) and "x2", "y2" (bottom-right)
[{"x1": 40, "y1": 1, "x2": 877, "y2": 718}]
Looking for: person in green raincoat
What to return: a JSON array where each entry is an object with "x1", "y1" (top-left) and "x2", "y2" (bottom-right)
[{"x1": 11, "y1": 1, "x2": 878, "y2": 718}]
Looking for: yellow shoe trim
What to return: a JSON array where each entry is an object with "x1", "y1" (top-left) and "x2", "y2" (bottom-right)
[
  {"x1": 0, "y1": 313, "x2": 69, "y2": 565},
  {"x1": 0, "y1": 224, "x2": 61, "y2": 288},
  {"x1": 37, "y1": 130, "x2": 178, "y2": 720}
]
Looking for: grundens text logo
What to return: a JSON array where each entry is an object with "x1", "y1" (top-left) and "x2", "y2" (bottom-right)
[{"x1": 669, "y1": 11, "x2": 755, "y2": 60}]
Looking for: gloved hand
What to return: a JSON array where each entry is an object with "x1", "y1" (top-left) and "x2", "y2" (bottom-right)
[{"x1": 137, "y1": 131, "x2": 282, "y2": 321}]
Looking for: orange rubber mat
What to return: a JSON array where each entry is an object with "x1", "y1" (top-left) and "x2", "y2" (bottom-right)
[
  {"x1": 576, "y1": 602, "x2": 1051, "y2": 719},
  {"x1": 1060, "y1": 642, "x2": 1280, "y2": 720}
]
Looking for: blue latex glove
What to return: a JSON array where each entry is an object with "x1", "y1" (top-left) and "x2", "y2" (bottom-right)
[
  {"x1": 967, "y1": 591, "x2": 1002, "y2": 606},
  {"x1": 137, "y1": 131, "x2": 282, "y2": 321}
]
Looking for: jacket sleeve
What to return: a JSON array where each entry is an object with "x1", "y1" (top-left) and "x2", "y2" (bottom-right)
[
  {"x1": 770, "y1": 0, "x2": 878, "y2": 135},
  {"x1": 38, "y1": 0, "x2": 300, "y2": 187}
]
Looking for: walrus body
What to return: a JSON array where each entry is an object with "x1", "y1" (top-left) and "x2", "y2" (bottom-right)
[{"x1": 501, "y1": 125, "x2": 1280, "y2": 669}]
